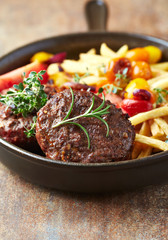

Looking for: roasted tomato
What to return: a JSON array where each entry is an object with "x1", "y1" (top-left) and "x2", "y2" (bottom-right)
[
  {"x1": 144, "y1": 46, "x2": 162, "y2": 64},
  {"x1": 125, "y1": 47, "x2": 149, "y2": 62},
  {"x1": 121, "y1": 99, "x2": 153, "y2": 117},
  {"x1": 124, "y1": 78, "x2": 155, "y2": 103},
  {"x1": 131, "y1": 61, "x2": 152, "y2": 80},
  {"x1": 31, "y1": 52, "x2": 53, "y2": 63},
  {"x1": 106, "y1": 58, "x2": 132, "y2": 87},
  {"x1": 125, "y1": 78, "x2": 149, "y2": 98}
]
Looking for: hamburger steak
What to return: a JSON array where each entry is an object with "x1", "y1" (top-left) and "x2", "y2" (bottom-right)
[
  {"x1": 0, "y1": 84, "x2": 57, "y2": 151},
  {"x1": 0, "y1": 102, "x2": 38, "y2": 150},
  {"x1": 36, "y1": 89, "x2": 135, "y2": 163}
]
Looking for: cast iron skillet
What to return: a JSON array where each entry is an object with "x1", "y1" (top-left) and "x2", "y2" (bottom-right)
[{"x1": 0, "y1": 32, "x2": 168, "y2": 193}]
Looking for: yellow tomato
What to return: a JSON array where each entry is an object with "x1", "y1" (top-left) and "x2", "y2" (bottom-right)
[
  {"x1": 125, "y1": 78, "x2": 150, "y2": 99},
  {"x1": 144, "y1": 46, "x2": 162, "y2": 64},
  {"x1": 125, "y1": 48, "x2": 149, "y2": 62},
  {"x1": 31, "y1": 52, "x2": 53, "y2": 63},
  {"x1": 131, "y1": 61, "x2": 152, "y2": 80}
]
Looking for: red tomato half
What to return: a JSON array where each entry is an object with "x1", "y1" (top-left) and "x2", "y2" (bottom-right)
[
  {"x1": 0, "y1": 61, "x2": 48, "y2": 92},
  {"x1": 121, "y1": 99, "x2": 153, "y2": 117}
]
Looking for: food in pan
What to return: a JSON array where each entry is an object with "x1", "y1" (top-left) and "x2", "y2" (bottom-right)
[
  {"x1": 0, "y1": 43, "x2": 168, "y2": 162},
  {"x1": 0, "y1": 72, "x2": 57, "y2": 151},
  {"x1": 36, "y1": 89, "x2": 135, "y2": 163}
]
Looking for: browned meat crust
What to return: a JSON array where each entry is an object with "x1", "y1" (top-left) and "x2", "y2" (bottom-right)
[
  {"x1": 36, "y1": 89, "x2": 135, "y2": 163},
  {"x1": 0, "y1": 102, "x2": 38, "y2": 151},
  {"x1": 0, "y1": 84, "x2": 57, "y2": 151}
]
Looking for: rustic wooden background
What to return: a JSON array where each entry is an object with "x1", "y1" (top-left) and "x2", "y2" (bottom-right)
[{"x1": 0, "y1": 0, "x2": 168, "y2": 239}]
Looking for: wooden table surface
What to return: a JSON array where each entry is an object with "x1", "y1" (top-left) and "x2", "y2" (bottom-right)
[{"x1": 0, "y1": 0, "x2": 168, "y2": 239}]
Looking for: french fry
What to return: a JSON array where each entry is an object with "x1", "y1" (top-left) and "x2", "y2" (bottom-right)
[
  {"x1": 132, "y1": 121, "x2": 150, "y2": 159},
  {"x1": 151, "y1": 62, "x2": 168, "y2": 71},
  {"x1": 151, "y1": 78, "x2": 168, "y2": 89},
  {"x1": 100, "y1": 43, "x2": 128, "y2": 58},
  {"x1": 149, "y1": 119, "x2": 164, "y2": 138},
  {"x1": 147, "y1": 73, "x2": 168, "y2": 85},
  {"x1": 129, "y1": 107, "x2": 168, "y2": 126},
  {"x1": 139, "y1": 121, "x2": 151, "y2": 136},
  {"x1": 47, "y1": 63, "x2": 60, "y2": 75},
  {"x1": 150, "y1": 66, "x2": 167, "y2": 77},
  {"x1": 79, "y1": 76, "x2": 107, "y2": 86},
  {"x1": 100, "y1": 43, "x2": 117, "y2": 58},
  {"x1": 132, "y1": 143, "x2": 142, "y2": 159},
  {"x1": 153, "y1": 148, "x2": 162, "y2": 153},
  {"x1": 116, "y1": 44, "x2": 128, "y2": 57},
  {"x1": 61, "y1": 60, "x2": 89, "y2": 74},
  {"x1": 154, "y1": 117, "x2": 168, "y2": 136},
  {"x1": 50, "y1": 72, "x2": 68, "y2": 87},
  {"x1": 135, "y1": 134, "x2": 168, "y2": 151},
  {"x1": 79, "y1": 53, "x2": 110, "y2": 65},
  {"x1": 87, "y1": 48, "x2": 96, "y2": 55},
  {"x1": 137, "y1": 146, "x2": 152, "y2": 159},
  {"x1": 163, "y1": 116, "x2": 168, "y2": 122}
]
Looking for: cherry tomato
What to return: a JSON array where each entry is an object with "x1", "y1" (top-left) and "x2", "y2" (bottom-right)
[
  {"x1": 31, "y1": 52, "x2": 53, "y2": 63},
  {"x1": 131, "y1": 61, "x2": 152, "y2": 80},
  {"x1": 133, "y1": 89, "x2": 151, "y2": 101},
  {"x1": 125, "y1": 48, "x2": 149, "y2": 62},
  {"x1": 106, "y1": 58, "x2": 132, "y2": 87},
  {"x1": 133, "y1": 89, "x2": 156, "y2": 103},
  {"x1": 125, "y1": 78, "x2": 149, "y2": 99},
  {"x1": 121, "y1": 99, "x2": 153, "y2": 117},
  {"x1": 124, "y1": 78, "x2": 155, "y2": 103},
  {"x1": 144, "y1": 46, "x2": 162, "y2": 64}
]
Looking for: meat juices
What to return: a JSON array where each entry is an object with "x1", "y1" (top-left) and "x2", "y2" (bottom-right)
[{"x1": 36, "y1": 89, "x2": 135, "y2": 163}]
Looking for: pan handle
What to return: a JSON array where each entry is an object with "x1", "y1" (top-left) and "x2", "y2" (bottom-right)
[{"x1": 85, "y1": 0, "x2": 108, "y2": 31}]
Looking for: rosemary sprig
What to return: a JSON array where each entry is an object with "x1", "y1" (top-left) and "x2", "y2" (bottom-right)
[{"x1": 52, "y1": 88, "x2": 110, "y2": 149}]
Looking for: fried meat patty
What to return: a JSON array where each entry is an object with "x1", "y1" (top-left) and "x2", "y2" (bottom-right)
[
  {"x1": 0, "y1": 102, "x2": 38, "y2": 150},
  {"x1": 0, "y1": 84, "x2": 57, "y2": 150},
  {"x1": 36, "y1": 90, "x2": 135, "y2": 163}
]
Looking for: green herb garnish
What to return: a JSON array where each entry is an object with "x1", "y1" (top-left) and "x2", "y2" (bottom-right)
[
  {"x1": 154, "y1": 88, "x2": 168, "y2": 106},
  {"x1": 0, "y1": 70, "x2": 47, "y2": 117},
  {"x1": 115, "y1": 68, "x2": 130, "y2": 86},
  {"x1": 24, "y1": 116, "x2": 37, "y2": 138},
  {"x1": 73, "y1": 71, "x2": 90, "y2": 83},
  {"x1": 52, "y1": 88, "x2": 110, "y2": 149},
  {"x1": 98, "y1": 84, "x2": 122, "y2": 95}
]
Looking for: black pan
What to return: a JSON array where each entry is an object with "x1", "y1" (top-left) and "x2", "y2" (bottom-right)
[{"x1": 0, "y1": 32, "x2": 168, "y2": 193}]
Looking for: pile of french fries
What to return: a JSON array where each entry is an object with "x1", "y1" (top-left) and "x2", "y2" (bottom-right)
[{"x1": 47, "y1": 43, "x2": 168, "y2": 159}]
